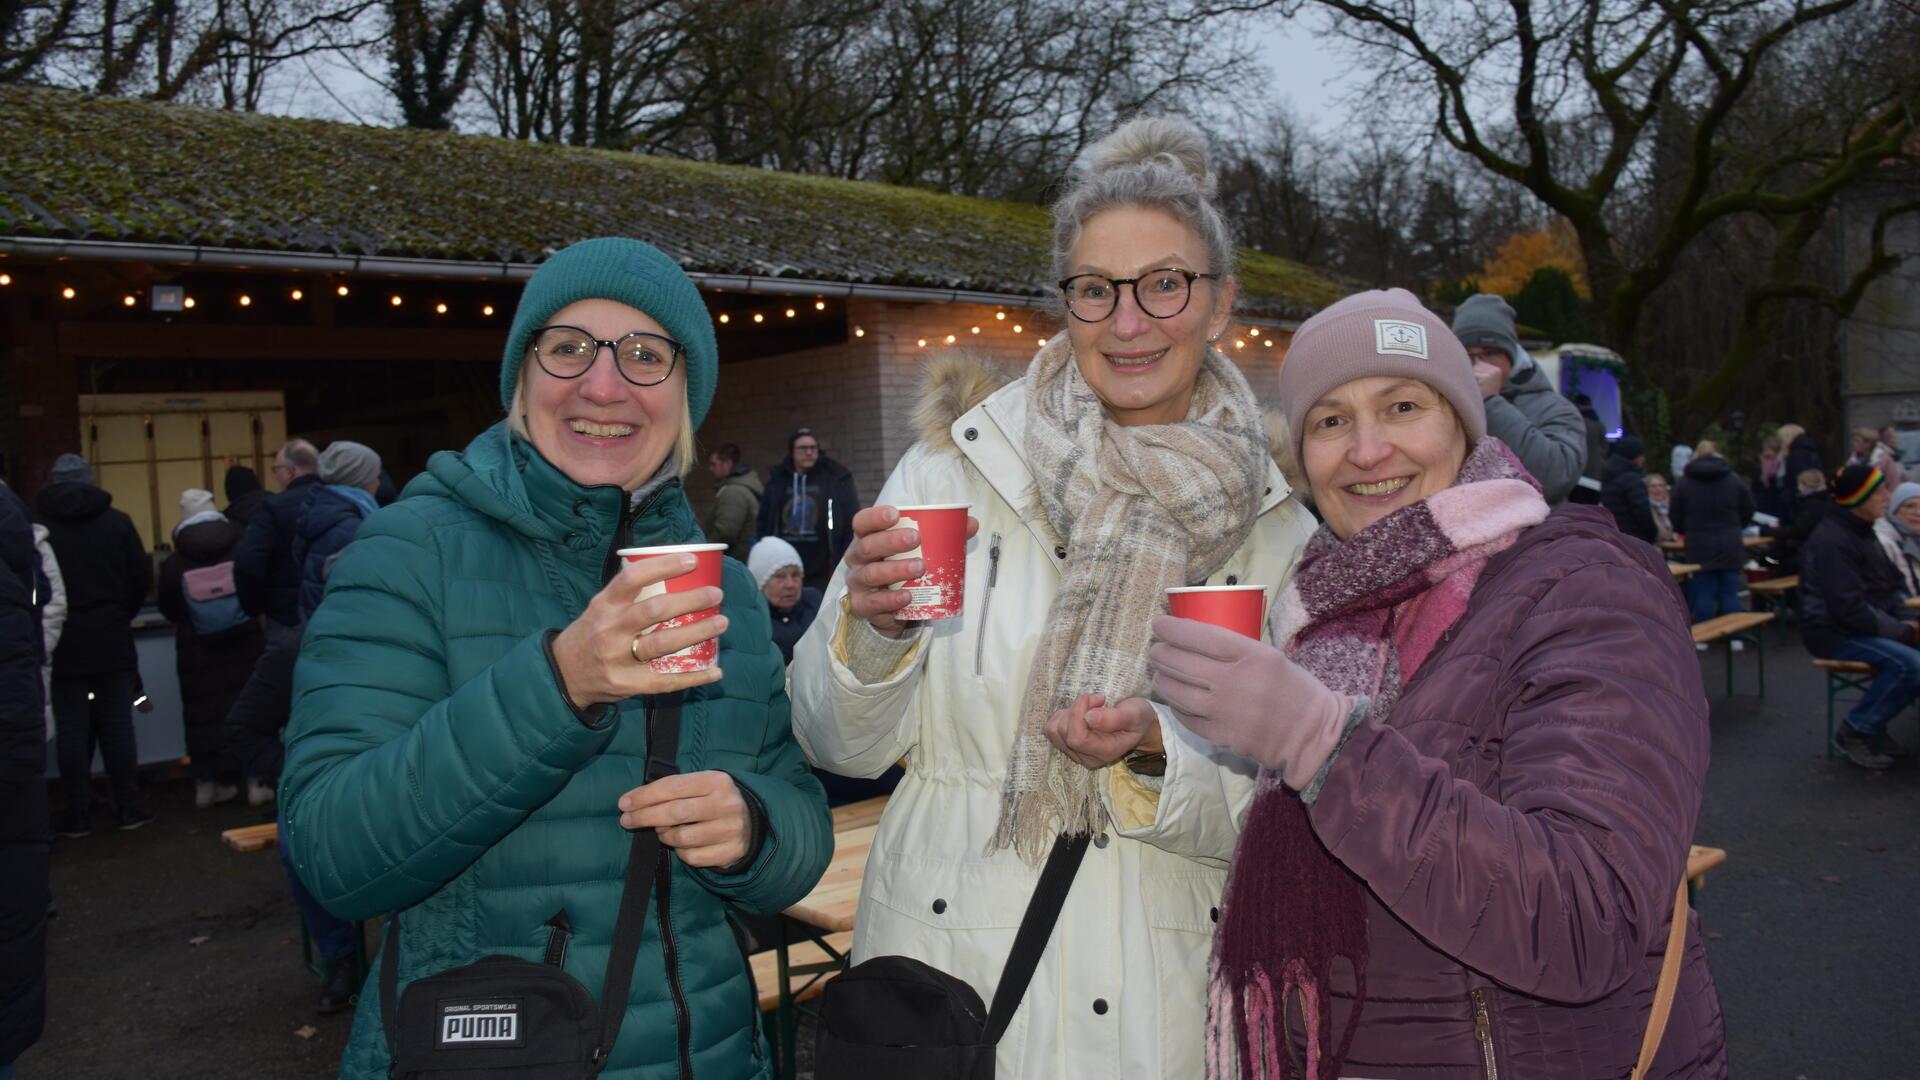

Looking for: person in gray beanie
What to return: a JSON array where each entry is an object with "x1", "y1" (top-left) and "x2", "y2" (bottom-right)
[
  {"x1": 1450, "y1": 293, "x2": 1587, "y2": 504},
  {"x1": 48, "y1": 452, "x2": 95, "y2": 487},
  {"x1": 290, "y1": 441, "x2": 383, "y2": 621}
]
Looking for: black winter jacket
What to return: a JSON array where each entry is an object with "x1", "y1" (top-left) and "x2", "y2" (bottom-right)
[
  {"x1": 1602, "y1": 452, "x2": 1658, "y2": 543},
  {"x1": 35, "y1": 482, "x2": 149, "y2": 678},
  {"x1": 1671, "y1": 456, "x2": 1757, "y2": 572},
  {"x1": 756, "y1": 455, "x2": 859, "y2": 584},
  {"x1": 1785, "y1": 435, "x2": 1826, "y2": 496},
  {"x1": 233, "y1": 473, "x2": 320, "y2": 627},
  {"x1": 158, "y1": 517, "x2": 266, "y2": 763},
  {"x1": 225, "y1": 626, "x2": 297, "y2": 783},
  {"x1": 1800, "y1": 506, "x2": 1912, "y2": 657},
  {"x1": 0, "y1": 483, "x2": 48, "y2": 1080}
]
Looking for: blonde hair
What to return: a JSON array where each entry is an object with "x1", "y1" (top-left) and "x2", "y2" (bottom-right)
[
  {"x1": 1693, "y1": 439, "x2": 1719, "y2": 458},
  {"x1": 506, "y1": 365, "x2": 696, "y2": 480},
  {"x1": 1051, "y1": 115, "x2": 1236, "y2": 292},
  {"x1": 1775, "y1": 423, "x2": 1805, "y2": 447}
]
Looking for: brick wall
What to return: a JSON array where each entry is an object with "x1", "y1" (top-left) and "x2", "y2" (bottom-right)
[{"x1": 691, "y1": 296, "x2": 1291, "y2": 520}]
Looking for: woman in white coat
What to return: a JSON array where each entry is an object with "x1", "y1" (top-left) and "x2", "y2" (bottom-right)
[{"x1": 789, "y1": 116, "x2": 1316, "y2": 1078}]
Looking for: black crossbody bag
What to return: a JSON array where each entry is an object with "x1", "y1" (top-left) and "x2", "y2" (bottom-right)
[
  {"x1": 377, "y1": 698, "x2": 682, "y2": 1079},
  {"x1": 812, "y1": 832, "x2": 1088, "y2": 1080}
]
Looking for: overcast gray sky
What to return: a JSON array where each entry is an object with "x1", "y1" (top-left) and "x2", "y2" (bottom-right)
[{"x1": 273, "y1": 11, "x2": 1361, "y2": 139}]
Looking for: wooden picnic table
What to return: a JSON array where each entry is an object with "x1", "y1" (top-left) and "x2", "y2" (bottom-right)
[
  {"x1": 1659, "y1": 536, "x2": 1770, "y2": 555},
  {"x1": 1669, "y1": 562, "x2": 1701, "y2": 579},
  {"x1": 1906, "y1": 596, "x2": 1920, "y2": 610}
]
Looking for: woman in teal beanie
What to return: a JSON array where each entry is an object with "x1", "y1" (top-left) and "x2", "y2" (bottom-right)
[{"x1": 281, "y1": 237, "x2": 833, "y2": 1079}]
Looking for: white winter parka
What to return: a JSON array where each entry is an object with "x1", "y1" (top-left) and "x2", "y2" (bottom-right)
[{"x1": 790, "y1": 365, "x2": 1315, "y2": 1078}]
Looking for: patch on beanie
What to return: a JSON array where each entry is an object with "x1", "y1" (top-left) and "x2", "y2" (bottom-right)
[{"x1": 1374, "y1": 319, "x2": 1428, "y2": 359}]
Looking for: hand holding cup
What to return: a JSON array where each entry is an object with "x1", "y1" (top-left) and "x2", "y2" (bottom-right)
[
  {"x1": 844, "y1": 505, "x2": 979, "y2": 638},
  {"x1": 550, "y1": 554, "x2": 727, "y2": 708}
]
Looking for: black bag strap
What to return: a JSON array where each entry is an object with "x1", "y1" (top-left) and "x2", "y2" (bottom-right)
[
  {"x1": 378, "y1": 694, "x2": 684, "y2": 1073},
  {"x1": 982, "y1": 831, "x2": 1089, "y2": 1045}
]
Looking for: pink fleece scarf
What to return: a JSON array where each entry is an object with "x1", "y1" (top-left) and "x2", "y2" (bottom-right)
[{"x1": 1205, "y1": 437, "x2": 1550, "y2": 1080}]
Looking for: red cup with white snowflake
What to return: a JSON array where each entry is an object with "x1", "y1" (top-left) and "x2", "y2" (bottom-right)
[
  {"x1": 885, "y1": 504, "x2": 970, "y2": 620},
  {"x1": 618, "y1": 542, "x2": 729, "y2": 673},
  {"x1": 1167, "y1": 585, "x2": 1266, "y2": 640}
]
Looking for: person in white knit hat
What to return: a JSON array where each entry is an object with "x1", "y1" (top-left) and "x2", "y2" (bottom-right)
[{"x1": 748, "y1": 536, "x2": 819, "y2": 665}]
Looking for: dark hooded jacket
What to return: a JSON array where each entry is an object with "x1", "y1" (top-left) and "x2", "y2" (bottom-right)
[
  {"x1": 0, "y1": 482, "x2": 49, "y2": 1065},
  {"x1": 291, "y1": 486, "x2": 375, "y2": 622},
  {"x1": 1799, "y1": 504, "x2": 1912, "y2": 658},
  {"x1": 1671, "y1": 455, "x2": 1757, "y2": 572},
  {"x1": 1771, "y1": 488, "x2": 1834, "y2": 574},
  {"x1": 233, "y1": 472, "x2": 321, "y2": 626},
  {"x1": 1601, "y1": 444, "x2": 1658, "y2": 543},
  {"x1": 767, "y1": 586, "x2": 822, "y2": 665},
  {"x1": 158, "y1": 516, "x2": 266, "y2": 766},
  {"x1": 756, "y1": 454, "x2": 859, "y2": 585},
  {"x1": 34, "y1": 481, "x2": 150, "y2": 678},
  {"x1": 1785, "y1": 434, "x2": 1825, "y2": 496},
  {"x1": 1299, "y1": 505, "x2": 1724, "y2": 1078}
]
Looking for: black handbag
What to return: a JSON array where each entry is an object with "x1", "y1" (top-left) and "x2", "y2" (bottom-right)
[
  {"x1": 812, "y1": 831, "x2": 1088, "y2": 1080},
  {"x1": 377, "y1": 698, "x2": 682, "y2": 1078}
]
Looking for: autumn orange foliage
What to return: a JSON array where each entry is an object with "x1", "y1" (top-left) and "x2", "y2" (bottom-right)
[{"x1": 1478, "y1": 222, "x2": 1590, "y2": 299}]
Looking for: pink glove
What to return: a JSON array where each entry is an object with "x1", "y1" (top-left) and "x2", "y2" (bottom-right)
[{"x1": 1148, "y1": 615, "x2": 1359, "y2": 792}]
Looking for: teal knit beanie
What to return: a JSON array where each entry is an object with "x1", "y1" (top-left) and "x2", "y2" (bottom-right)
[{"x1": 500, "y1": 237, "x2": 718, "y2": 427}]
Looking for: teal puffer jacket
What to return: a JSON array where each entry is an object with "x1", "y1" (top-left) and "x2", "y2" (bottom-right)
[{"x1": 282, "y1": 423, "x2": 832, "y2": 1080}]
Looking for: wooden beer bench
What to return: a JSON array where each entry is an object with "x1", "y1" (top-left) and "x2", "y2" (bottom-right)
[
  {"x1": 1692, "y1": 611, "x2": 1775, "y2": 697},
  {"x1": 219, "y1": 820, "x2": 370, "y2": 986}
]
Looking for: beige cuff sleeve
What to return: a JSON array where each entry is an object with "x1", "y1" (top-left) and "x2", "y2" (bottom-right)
[{"x1": 832, "y1": 604, "x2": 923, "y2": 685}]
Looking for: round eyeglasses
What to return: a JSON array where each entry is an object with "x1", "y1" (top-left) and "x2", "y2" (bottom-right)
[
  {"x1": 1058, "y1": 268, "x2": 1220, "y2": 323},
  {"x1": 530, "y1": 325, "x2": 683, "y2": 387}
]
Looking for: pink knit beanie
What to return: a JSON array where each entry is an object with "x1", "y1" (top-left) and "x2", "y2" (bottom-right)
[{"x1": 1280, "y1": 288, "x2": 1486, "y2": 461}]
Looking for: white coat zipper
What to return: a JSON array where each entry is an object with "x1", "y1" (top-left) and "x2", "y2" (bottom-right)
[
  {"x1": 974, "y1": 532, "x2": 1003, "y2": 676},
  {"x1": 1472, "y1": 988, "x2": 1500, "y2": 1080}
]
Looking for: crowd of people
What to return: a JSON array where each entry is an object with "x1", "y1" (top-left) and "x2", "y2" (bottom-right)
[{"x1": 5, "y1": 111, "x2": 1910, "y2": 1080}]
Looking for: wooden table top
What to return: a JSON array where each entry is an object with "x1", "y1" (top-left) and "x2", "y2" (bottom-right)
[
  {"x1": 1660, "y1": 537, "x2": 1769, "y2": 553},
  {"x1": 783, "y1": 822, "x2": 875, "y2": 933},
  {"x1": 1669, "y1": 563, "x2": 1701, "y2": 578},
  {"x1": 1906, "y1": 596, "x2": 1920, "y2": 610}
]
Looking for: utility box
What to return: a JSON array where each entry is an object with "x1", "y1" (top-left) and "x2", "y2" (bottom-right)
[{"x1": 77, "y1": 392, "x2": 288, "y2": 552}]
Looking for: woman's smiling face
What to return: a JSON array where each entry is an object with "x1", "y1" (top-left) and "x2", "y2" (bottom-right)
[
  {"x1": 1302, "y1": 376, "x2": 1470, "y2": 540},
  {"x1": 1062, "y1": 204, "x2": 1234, "y2": 427},
  {"x1": 521, "y1": 298, "x2": 685, "y2": 491}
]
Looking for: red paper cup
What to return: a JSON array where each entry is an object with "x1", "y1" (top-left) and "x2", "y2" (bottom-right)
[
  {"x1": 618, "y1": 542, "x2": 728, "y2": 673},
  {"x1": 1167, "y1": 585, "x2": 1266, "y2": 640},
  {"x1": 885, "y1": 504, "x2": 970, "y2": 620}
]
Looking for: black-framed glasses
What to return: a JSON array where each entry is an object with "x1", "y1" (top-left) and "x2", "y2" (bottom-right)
[
  {"x1": 1058, "y1": 268, "x2": 1219, "y2": 322},
  {"x1": 530, "y1": 325, "x2": 683, "y2": 387}
]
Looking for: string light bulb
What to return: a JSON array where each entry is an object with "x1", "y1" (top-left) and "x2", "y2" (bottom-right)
[
  {"x1": 123, "y1": 294, "x2": 137, "y2": 307},
  {"x1": 917, "y1": 338, "x2": 928, "y2": 348},
  {"x1": 944, "y1": 334, "x2": 956, "y2": 344},
  {"x1": 1248, "y1": 326, "x2": 1261, "y2": 337},
  {"x1": 814, "y1": 300, "x2": 826, "y2": 311},
  {"x1": 183, "y1": 296, "x2": 196, "y2": 309},
  {"x1": 752, "y1": 313, "x2": 764, "y2": 324},
  {"x1": 1037, "y1": 336, "x2": 1047, "y2": 346},
  {"x1": 1012, "y1": 324, "x2": 1023, "y2": 334},
  {"x1": 854, "y1": 326, "x2": 866, "y2": 337},
  {"x1": 435, "y1": 302, "x2": 448, "y2": 315},
  {"x1": 482, "y1": 304, "x2": 495, "y2": 316},
  {"x1": 969, "y1": 326, "x2": 980, "y2": 334},
  {"x1": 785, "y1": 308, "x2": 796, "y2": 318},
  {"x1": 239, "y1": 294, "x2": 252, "y2": 307},
  {"x1": 718, "y1": 313, "x2": 730, "y2": 324},
  {"x1": 61, "y1": 286, "x2": 75, "y2": 299},
  {"x1": 390, "y1": 294, "x2": 403, "y2": 307},
  {"x1": 1234, "y1": 339, "x2": 1246, "y2": 349},
  {"x1": 291, "y1": 288, "x2": 304, "y2": 301},
  {"x1": 995, "y1": 311, "x2": 1006, "y2": 321},
  {"x1": 1264, "y1": 338, "x2": 1274, "y2": 347},
  {"x1": 0, "y1": 273, "x2": 11, "y2": 286},
  {"x1": 337, "y1": 284, "x2": 350, "y2": 297}
]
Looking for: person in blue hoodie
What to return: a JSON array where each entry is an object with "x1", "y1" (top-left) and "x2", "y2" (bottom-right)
[
  {"x1": 755, "y1": 429, "x2": 859, "y2": 591},
  {"x1": 292, "y1": 441, "x2": 382, "y2": 622}
]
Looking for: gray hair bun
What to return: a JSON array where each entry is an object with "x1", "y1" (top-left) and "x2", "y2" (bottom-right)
[{"x1": 1075, "y1": 115, "x2": 1217, "y2": 198}]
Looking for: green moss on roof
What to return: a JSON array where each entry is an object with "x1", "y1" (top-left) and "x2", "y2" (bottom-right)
[{"x1": 0, "y1": 84, "x2": 1339, "y2": 318}]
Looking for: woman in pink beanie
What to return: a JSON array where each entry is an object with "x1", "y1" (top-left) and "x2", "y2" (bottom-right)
[{"x1": 1150, "y1": 288, "x2": 1727, "y2": 1079}]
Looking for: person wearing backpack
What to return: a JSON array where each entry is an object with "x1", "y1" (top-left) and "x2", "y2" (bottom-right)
[{"x1": 158, "y1": 489, "x2": 265, "y2": 809}]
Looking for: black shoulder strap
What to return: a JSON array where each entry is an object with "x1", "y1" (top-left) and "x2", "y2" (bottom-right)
[
  {"x1": 593, "y1": 693, "x2": 680, "y2": 1066},
  {"x1": 378, "y1": 694, "x2": 684, "y2": 1073},
  {"x1": 983, "y1": 831, "x2": 1089, "y2": 1045}
]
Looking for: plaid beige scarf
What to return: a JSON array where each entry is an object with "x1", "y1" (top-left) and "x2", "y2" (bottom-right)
[{"x1": 990, "y1": 335, "x2": 1268, "y2": 863}]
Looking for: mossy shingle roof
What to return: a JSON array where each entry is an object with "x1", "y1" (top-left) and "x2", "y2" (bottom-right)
[{"x1": 0, "y1": 85, "x2": 1342, "y2": 318}]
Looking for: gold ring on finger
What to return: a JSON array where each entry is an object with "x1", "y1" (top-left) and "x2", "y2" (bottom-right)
[{"x1": 631, "y1": 632, "x2": 646, "y2": 663}]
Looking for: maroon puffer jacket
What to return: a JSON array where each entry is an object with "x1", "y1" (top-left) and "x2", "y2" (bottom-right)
[{"x1": 1301, "y1": 505, "x2": 1727, "y2": 1078}]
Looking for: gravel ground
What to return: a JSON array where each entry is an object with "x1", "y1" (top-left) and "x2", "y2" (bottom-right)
[{"x1": 13, "y1": 636, "x2": 1918, "y2": 1079}]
